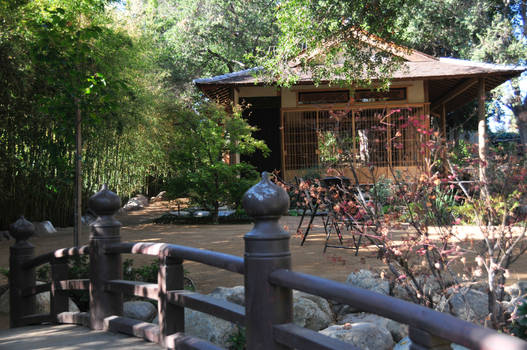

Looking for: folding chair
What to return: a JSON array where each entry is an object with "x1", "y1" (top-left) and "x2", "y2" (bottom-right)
[
  {"x1": 320, "y1": 177, "x2": 367, "y2": 255},
  {"x1": 294, "y1": 177, "x2": 329, "y2": 246}
]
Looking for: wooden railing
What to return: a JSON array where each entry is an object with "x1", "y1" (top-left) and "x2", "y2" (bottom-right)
[{"x1": 8, "y1": 174, "x2": 527, "y2": 350}]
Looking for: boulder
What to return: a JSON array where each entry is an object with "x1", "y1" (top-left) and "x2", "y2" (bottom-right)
[
  {"x1": 0, "y1": 285, "x2": 79, "y2": 314},
  {"x1": 0, "y1": 231, "x2": 11, "y2": 241},
  {"x1": 436, "y1": 287, "x2": 489, "y2": 324},
  {"x1": 209, "y1": 286, "x2": 245, "y2": 306},
  {"x1": 153, "y1": 287, "x2": 241, "y2": 347},
  {"x1": 339, "y1": 312, "x2": 408, "y2": 342},
  {"x1": 184, "y1": 308, "x2": 238, "y2": 347},
  {"x1": 151, "y1": 191, "x2": 167, "y2": 203},
  {"x1": 319, "y1": 322, "x2": 393, "y2": 350},
  {"x1": 203, "y1": 286, "x2": 333, "y2": 331},
  {"x1": 334, "y1": 270, "x2": 389, "y2": 316},
  {"x1": 123, "y1": 194, "x2": 149, "y2": 211},
  {"x1": 505, "y1": 281, "x2": 527, "y2": 299},
  {"x1": 123, "y1": 301, "x2": 157, "y2": 322},
  {"x1": 394, "y1": 336, "x2": 469, "y2": 350},
  {"x1": 81, "y1": 213, "x2": 97, "y2": 225},
  {"x1": 293, "y1": 295, "x2": 333, "y2": 331},
  {"x1": 346, "y1": 270, "x2": 390, "y2": 296},
  {"x1": 293, "y1": 290, "x2": 333, "y2": 321},
  {"x1": 168, "y1": 211, "x2": 191, "y2": 217},
  {"x1": 33, "y1": 221, "x2": 57, "y2": 236}
]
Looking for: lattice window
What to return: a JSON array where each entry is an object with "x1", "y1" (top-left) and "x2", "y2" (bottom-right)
[{"x1": 282, "y1": 105, "x2": 428, "y2": 172}]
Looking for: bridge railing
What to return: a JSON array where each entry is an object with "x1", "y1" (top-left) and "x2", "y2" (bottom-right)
[{"x1": 8, "y1": 173, "x2": 527, "y2": 350}]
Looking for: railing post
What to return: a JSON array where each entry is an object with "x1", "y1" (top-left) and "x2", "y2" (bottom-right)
[
  {"x1": 158, "y1": 255, "x2": 184, "y2": 347},
  {"x1": 50, "y1": 256, "x2": 69, "y2": 320},
  {"x1": 409, "y1": 327, "x2": 452, "y2": 350},
  {"x1": 88, "y1": 184, "x2": 123, "y2": 330},
  {"x1": 8, "y1": 216, "x2": 36, "y2": 327},
  {"x1": 242, "y1": 172, "x2": 293, "y2": 350}
]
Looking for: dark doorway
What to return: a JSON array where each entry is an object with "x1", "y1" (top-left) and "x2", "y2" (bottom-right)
[{"x1": 240, "y1": 96, "x2": 282, "y2": 174}]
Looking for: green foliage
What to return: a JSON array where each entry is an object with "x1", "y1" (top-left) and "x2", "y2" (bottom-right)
[
  {"x1": 124, "y1": 259, "x2": 196, "y2": 291},
  {"x1": 511, "y1": 301, "x2": 527, "y2": 340},
  {"x1": 167, "y1": 102, "x2": 268, "y2": 223},
  {"x1": 154, "y1": 211, "x2": 252, "y2": 225},
  {"x1": 123, "y1": 259, "x2": 158, "y2": 283},
  {"x1": 123, "y1": 0, "x2": 278, "y2": 88},
  {"x1": 227, "y1": 326, "x2": 246, "y2": 350},
  {"x1": 258, "y1": 0, "x2": 414, "y2": 87},
  {"x1": 36, "y1": 255, "x2": 91, "y2": 311},
  {"x1": 0, "y1": 0, "x2": 175, "y2": 228}
]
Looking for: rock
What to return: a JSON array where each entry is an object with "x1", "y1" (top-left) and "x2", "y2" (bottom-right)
[
  {"x1": 320, "y1": 322, "x2": 393, "y2": 350},
  {"x1": 201, "y1": 286, "x2": 333, "y2": 332},
  {"x1": 436, "y1": 287, "x2": 488, "y2": 324},
  {"x1": 151, "y1": 191, "x2": 167, "y2": 203},
  {"x1": 391, "y1": 275, "x2": 452, "y2": 302},
  {"x1": 168, "y1": 211, "x2": 191, "y2": 217},
  {"x1": 0, "y1": 230, "x2": 11, "y2": 240},
  {"x1": 394, "y1": 336, "x2": 469, "y2": 350},
  {"x1": 185, "y1": 309, "x2": 238, "y2": 347},
  {"x1": 33, "y1": 221, "x2": 57, "y2": 236},
  {"x1": 294, "y1": 295, "x2": 332, "y2": 331},
  {"x1": 0, "y1": 284, "x2": 79, "y2": 314},
  {"x1": 336, "y1": 270, "x2": 390, "y2": 315},
  {"x1": 339, "y1": 312, "x2": 408, "y2": 342},
  {"x1": 346, "y1": 270, "x2": 389, "y2": 296},
  {"x1": 123, "y1": 301, "x2": 157, "y2": 322},
  {"x1": 293, "y1": 290, "x2": 333, "y2": 323},
  {"x1": 209, "y1": 286, "x2": 245, "y2": 306},
  {"x1": 193, "y1": 210, "x2": 210, "y2": 217},
  {"x1": 123, "y1": 194, "x2": 149, "y2": 211},
  {"x1": 505, "y1": 281, "x2": 527, "y2": 299}
]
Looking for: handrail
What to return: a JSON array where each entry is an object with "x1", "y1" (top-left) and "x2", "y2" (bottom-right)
[
  {"x1": 269, "y1": 269, "x2": 527, "y2": 350},
  {"x1": 22, "y1": 245, "x2": 90, "y2": 269},
  {"x1": 105, "y1": 242, "x2": 244, "y2": 274}
]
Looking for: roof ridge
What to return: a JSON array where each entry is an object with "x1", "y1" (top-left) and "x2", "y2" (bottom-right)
[{"x1": 193, "y1": 67, "x2": 262, "y2": 84}]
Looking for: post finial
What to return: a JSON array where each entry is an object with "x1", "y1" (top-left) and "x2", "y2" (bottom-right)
[
  {"x1": 9, "y1": 216, "x2": 35, "y2": 244},
  {"x1": 88, "y1": 184, "x2": 121, "y2": 217},
  {"x1": 242, "y1": 172, "x2": 289, "y2": 219}
]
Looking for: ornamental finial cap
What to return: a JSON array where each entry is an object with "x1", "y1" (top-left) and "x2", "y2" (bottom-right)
[
  {"x1": 9, "y1": 216, "x2": 35, "y2": 243},
  {"x1": 88, "y1": 184, "x2": 121, "y2": 217},
  {"x1": 242, "y1": 172, "x2": 289, "y2": 218}
]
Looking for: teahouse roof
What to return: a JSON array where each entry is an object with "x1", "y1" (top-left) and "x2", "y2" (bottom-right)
[{"x1": 195, "y1": 44, "x2": 525, "y2": 113}]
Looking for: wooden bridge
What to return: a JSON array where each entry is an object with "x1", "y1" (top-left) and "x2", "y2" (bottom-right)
[{"x1": 4, "y1": 173, "x2": 527, "y2": 350}]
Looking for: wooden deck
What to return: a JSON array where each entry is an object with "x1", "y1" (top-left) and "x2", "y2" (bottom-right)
[{"x1": 0, "y1": 324, "x2": 159, "y2": 350}]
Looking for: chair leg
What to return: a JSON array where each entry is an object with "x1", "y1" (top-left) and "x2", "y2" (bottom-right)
[{"x1": 300, "y1": 204, "x2": 318, "y2": 246}]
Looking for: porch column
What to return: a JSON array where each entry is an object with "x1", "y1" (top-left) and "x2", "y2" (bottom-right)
[{"x1": 477, "y1": 78, "x2": 488, "y2": 198}]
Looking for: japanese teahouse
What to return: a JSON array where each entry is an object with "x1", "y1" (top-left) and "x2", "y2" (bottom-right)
[{"x1": 195, "y1": 40, "x2": 525, "y2": 183}]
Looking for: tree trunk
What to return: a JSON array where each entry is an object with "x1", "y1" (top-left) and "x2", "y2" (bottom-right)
[
  {"x1": 477, "y1": 79, "x2": 488, "y2": 199},
  {"x1": 516, "y1": 109, "x2": 527, "y2": 153},
  {"x1": 212, "y1": 201, "x2": 219, "y2": 224}
]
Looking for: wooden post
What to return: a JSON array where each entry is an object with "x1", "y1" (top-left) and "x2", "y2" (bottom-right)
[
  {"x1": 441, "y1": 104, "x2": 447, "y2": 140},
  {"x1": 88, "y1": 184, "x2": 123, "y2": 330},
  {"x1": 8, "y1": 217, "x2": 36, "y2": 328},
  {"x1": 243, "y1": 172, "x2": 293, "y2": 350},
  {"x1": 50, "y1": 257, "x2": 69, "y2": 320},
  {"x1": 409, "y1": 327, "x2": 451, "y2": 350},
  {"x1": 158, "y1": 255, "x2": 184, "y2": 347},
  {"x1": 477, "y1": 78, "x2": 488, "y2": 199}
]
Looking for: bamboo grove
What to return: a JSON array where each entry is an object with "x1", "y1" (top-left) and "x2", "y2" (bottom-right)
[{"x1": 0, "y1": 0, "x2": 173, "y2": 228}]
